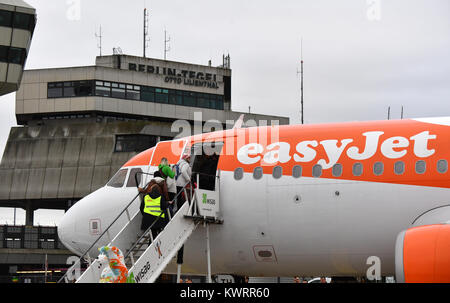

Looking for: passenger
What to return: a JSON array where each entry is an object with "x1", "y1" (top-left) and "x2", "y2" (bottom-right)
[
  {"x1": 175, "y1": 154, "x2": 192, "y2": 211},
  {"x1": 140, "y1": 181, "x2": 169, "y2": 241},
  {"x1": 158, "y1": 158, "x2": 177, "y2": 211},
  {"x1": 138, "y1": 172, "x2": 170, "y2": 202}
]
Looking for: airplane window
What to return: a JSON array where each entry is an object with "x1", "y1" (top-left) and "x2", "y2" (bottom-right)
[
  {"x1": 394, "y1": 161, "x2": 405, "y2": 175},
  {"x1": 234, "y1": 167, "x2": 243, "y2": 180},
  {"x1": 373, "y1": 162, "x2": 384, "y2": 176},
  {"x1": 312, "y1": 164, "x2": 322, "y2": 178},
  {"x1": 292, "y1": 165, "x2": 302, "y2": 178},
  {"x1": 437, "y1": 160, "x2": 448, "y2": 174},
  {"x1": 415, "y1": 160, "x2": 426, "y2": 174},
  {"x1": 253, "y1": 167, "x2": 263, "y2": 180},
  {"x1": 273, "y1": 166, "x2": 283, "y2": 179},
  {"x1": 107, "y1": 168, "x2": 128, "y2": 188},
  {"x1": 353, "y1": 163, "x2": 363, "y2": 176},
  {"x1": 332, "y1": 163, "x2": 342, "y2": 177},
  {"x1": 126, "y1": 168, "x2": 143, "y2": 187}
]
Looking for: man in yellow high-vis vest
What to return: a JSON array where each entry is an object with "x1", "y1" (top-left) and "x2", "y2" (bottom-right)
[{"x1": 140, "y1": 183, "x2": 169, "y2": 240}]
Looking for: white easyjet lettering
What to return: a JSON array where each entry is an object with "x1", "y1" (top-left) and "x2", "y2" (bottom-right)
[
  {"x1": 294, "y1": 140, "x2": 318, "y2": 162},
  {"x1": 380, "y1": 136, "x2": 409, "y2": 159},
  {"x1": 318, "y1": 139, "x2": 353, "y2": 169},
  {"x1": 236, "y1": 130, "x2": 437, "y2": 167},
  {"x1": 409, "y1": 131, "x2": 436, "y2": 158},
  {"x1": 262, "y1": 142, "x2": 291, "y2": 164},
  {"x1": 347, "y1": 131, "x2": 384, "y2": 160},
  {"x1": 237, "y1": 143, "x2": 263, "y2": 165}
]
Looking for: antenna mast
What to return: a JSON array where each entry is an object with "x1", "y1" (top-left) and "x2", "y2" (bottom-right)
[
  {"x1": 301, "y1": 39, "x2": 304, "y2": 124},
  {"x1": 95, "y1": 25, "x2": 102, "y2": 56},
  {"x1": 296, "y1": 38, "x2": 304, "y2": 124},
  {"x1": 164, "y1": 29, "x2": 171, "y2": 60},
  {"x1": 143, "y1": 8, "x2": 150, "y2": 58}
]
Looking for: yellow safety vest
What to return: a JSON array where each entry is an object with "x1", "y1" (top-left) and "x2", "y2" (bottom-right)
[{"x1": 144, "y1": 195, "x2": 165, "y2": 218}]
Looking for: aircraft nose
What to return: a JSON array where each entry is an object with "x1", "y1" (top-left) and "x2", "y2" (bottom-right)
[{"x1": 58, "y1": 207, "x2": 79, "y2": 254}]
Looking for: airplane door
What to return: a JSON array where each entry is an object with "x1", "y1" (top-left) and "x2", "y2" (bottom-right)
[{"x1": 190, "y1": 142, "x2": 223, "y2": 220}]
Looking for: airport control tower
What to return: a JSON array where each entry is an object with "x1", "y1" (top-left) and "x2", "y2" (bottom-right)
[
  {"x1": 0, "y1": 0, "x2": 36, "y2": 96},
  {"x1": 0, "y1": 53, "x2": 289, "y2": 282}
]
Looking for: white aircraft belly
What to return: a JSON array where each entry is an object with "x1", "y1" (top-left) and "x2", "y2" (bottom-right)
[{"x1": 172, "y1": 172, "x2": 450, "y2": 277}]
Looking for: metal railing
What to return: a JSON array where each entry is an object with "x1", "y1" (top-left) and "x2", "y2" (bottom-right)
[
  {"x1": 57, "y1": 170, "x2": 218, "y2": 283},
  {"x1": 57, "y1": 175, "x2": 154, "y2": 283},
  {"x1": 123, "y1": 179, "x2": 194, "y2": 265}
]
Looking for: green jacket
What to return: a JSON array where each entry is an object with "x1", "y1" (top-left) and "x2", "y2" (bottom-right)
[{"x1": 158, "y1": 164, "x2": 175, "y2": 179}]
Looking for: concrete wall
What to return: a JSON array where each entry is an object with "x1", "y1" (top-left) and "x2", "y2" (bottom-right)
[{"x1": 0, "y1": 121, "x2": 173, "y2": 206}]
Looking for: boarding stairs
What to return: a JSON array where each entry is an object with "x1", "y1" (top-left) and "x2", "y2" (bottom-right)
[{"x1": 59, "y1": 172, "x2": 222, "y2": 283}]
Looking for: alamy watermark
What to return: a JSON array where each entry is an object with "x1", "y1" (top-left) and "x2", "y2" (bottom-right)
[
  {"x1": 366, "y1": 0, "x2": 382, "y2": 21},
  {"x1": 66, "y1": 0, "x2": 81, "y2": 21}
]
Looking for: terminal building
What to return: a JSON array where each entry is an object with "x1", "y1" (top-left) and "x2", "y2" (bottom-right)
[
  {"x1": 0, "y1": 0, "x2": 36, "y2": 97},
  {"x1": 0, "y1": 53, "x2": 289, "y2": 282}
]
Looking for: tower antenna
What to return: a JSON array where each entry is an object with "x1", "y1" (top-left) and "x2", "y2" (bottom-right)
[
  {"x1": 95, "y1": 25, "x2": 102, "y2": 56},
  {"x1": 296, "y1": 38, "x2": 304, "y2": 124},
  {"x1": 164, "y1": 28, "x2": 171, "y2": 60},
  {"x1": 143, "y1": 8, "x2": 150, "y2": 57}
]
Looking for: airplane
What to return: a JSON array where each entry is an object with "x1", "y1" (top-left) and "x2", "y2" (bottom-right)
[{"x1": 57, "y1": 116, "x2": 450, "y2": 283}]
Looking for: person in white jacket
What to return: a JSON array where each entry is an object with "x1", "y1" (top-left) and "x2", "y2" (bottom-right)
[{"x1": 175, "y1": 154, "x2": 192, "y2": 211}]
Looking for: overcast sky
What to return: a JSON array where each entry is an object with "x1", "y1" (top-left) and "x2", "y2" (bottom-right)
[{"x1": 0, "y1": 0, "x2": 449, "y2": 225}]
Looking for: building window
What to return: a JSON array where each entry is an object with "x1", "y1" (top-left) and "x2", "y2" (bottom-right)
[
  {"x1": 415, "y1": 160, "x2": 426, "y2": 174},
  {"x1": 292, "y1": 165, "x2": 302, "y2": 178},
  {"x1": 114, "y1": 134, "x2": 158, "y2": 153},
  {"x1": 0, "y1": 10, "x2": 13, "y2": 27},
  {"x1": 13, "y1": 12, "x2": 33, "y2": 30},
  {"x1": 437, "y1": 160, "x2": 448, "y2": 174},
  {"x1": 63, "y1": 81, "x2": 76, "y2": 97},
  {"x1": 332, "y1": 163, "x2": 343, "y2": 177},
  {"x1": 373, "y1": 162, "x2": 384, "y2": 176},
  {"x1": 253, "y1": 167, "x2": 263, "y2": 180},
  {"x1": 47, "y1": 82, "x2": 63, "y2": 98},
  {"x1": 141, "y1": 86, "x2": 155, "y2": 102},
  {"x1": 0, "y1": 46, "x2": 27, "y2": 65},
  {"x1": 48, "y1": 79, "x2": 225, "y2": 110},
  {"x1": 312, "y1": 164, "x2": 322, "y2": 178},
  {"x1": 111, "y1": 87, "x2": 126, "y2": 99},
  {"x1": 155, "y1": 88, "x2": 169, "y2": 103},
  {"x1": 95, "y1": 85, "x2": 111, "y2": 97},
  {"x1": 183, "y1": 92, "x2": 196, "y2": 107},
  {"x1": 0, "y1": 10, "x2": 35, "y2": 31},
  {"x1": 48, "y1": 80, "x2": 93, "y2": 98},
  {"x1": 9, "y1": 47, "x2": 25, "y2": 65}
]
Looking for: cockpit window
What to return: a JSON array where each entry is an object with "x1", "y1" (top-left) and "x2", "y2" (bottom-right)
[
  {"x1": 126, "y1": 168, "x2": 143, "y2": 187},
  {"x1": 107, "y1": 168, "x2": 128, "y2": 188}
]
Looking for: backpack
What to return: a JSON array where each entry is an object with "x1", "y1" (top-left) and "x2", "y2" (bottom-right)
[{"x1": 174, "y1": 163, "x2": 181, "y2": 180}]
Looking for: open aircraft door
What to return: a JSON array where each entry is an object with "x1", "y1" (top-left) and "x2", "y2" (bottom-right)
[{"x1": 190, "y1": 141, "x2": 223, "y2": 221}]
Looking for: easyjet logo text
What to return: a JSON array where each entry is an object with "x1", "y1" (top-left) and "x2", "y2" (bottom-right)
[{"x1": 237, "y1": 131, "x2": 436, "y2": 169}]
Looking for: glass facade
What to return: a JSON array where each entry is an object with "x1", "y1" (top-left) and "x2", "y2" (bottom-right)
[
  {"x1": 48, "y1": 81, "x2": 94, "y2": 98},
  {"x1": 114, "y1": 134, "x2": 159, "y2": 153},
  {"x1": 0, "y1": 45, "x2": 27, "y2": 65},
  {"x1": 48, "y1": 79, "x2": 224, "y2": 110},
  {"x1": 0, "y1": 9, "x2": 36, "y2": 31}
]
